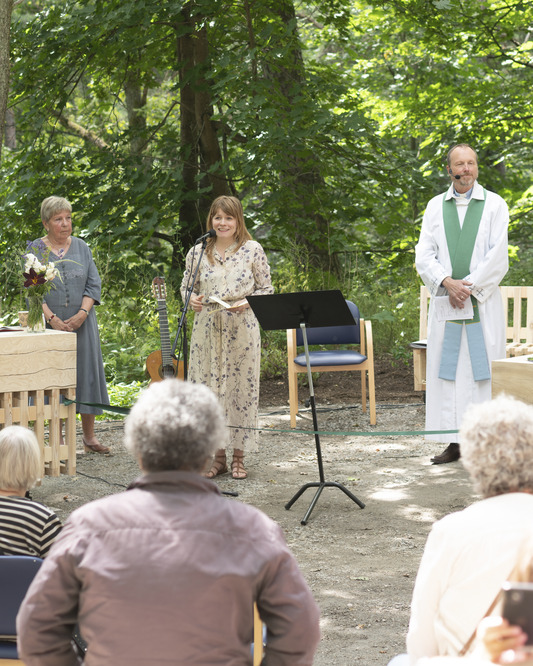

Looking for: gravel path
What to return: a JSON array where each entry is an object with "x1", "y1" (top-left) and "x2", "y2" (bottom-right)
[{"x1": 32, "y1": 397, "x2": 476, "y2": 666}]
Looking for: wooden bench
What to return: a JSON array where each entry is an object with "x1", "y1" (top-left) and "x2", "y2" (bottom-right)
[{"x1": 412, "y1": 285, "x2": 533, "y2": 391}]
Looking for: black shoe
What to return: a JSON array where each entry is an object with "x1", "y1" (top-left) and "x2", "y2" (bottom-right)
[{"x1": 430, "y1": 443, "x2": 460, "y2": 465}]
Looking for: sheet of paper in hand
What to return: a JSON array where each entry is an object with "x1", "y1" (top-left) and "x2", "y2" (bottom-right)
[
  {"x1": 209, "y1": 295, "x2": 232, "y2": 309},
  {"x1": 208, "y1": 295, "x2": 247, "y2": 313},
  {"x1": 435, "y1": 294, "x2": 474, "y2": 322}
]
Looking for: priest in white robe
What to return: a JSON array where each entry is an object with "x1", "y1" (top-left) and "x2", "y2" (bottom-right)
[{"x1": 415, "y1": 143, "x2": 509, "y2": 464}]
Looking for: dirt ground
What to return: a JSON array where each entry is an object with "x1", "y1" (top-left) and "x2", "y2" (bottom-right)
[{"x1": 32, "y1": 356, "x2": 478, "y2": 666}]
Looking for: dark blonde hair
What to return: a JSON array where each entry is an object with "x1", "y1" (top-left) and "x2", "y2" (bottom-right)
[{"x1": 205, "y1": 196, "x2": 252, "y2": 264}]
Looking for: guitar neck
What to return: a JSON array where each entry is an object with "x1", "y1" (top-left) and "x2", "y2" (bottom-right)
[{"x1": 157, "y1": 301, "x2": 173, "y2": 370}]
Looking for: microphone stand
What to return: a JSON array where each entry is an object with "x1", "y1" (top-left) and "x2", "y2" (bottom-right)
[{"x1": 171, "y1": 236, "x2": 210, "y2": 379}]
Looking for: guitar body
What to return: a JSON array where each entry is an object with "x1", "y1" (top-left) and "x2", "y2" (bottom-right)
[
  {"x1": 145, "y1": 351, "x2": 184, "y2": 382},
  {"x1": 147, "y1": 277, "x2": 186, "y2": 383}
]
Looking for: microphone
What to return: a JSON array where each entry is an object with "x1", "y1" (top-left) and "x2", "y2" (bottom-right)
[
  {"x1": 449, "y1": 169, "x2": 461, "y2": 180},
  {"x1": 195, "y1": 229, "x2": 216, "y2": 241}
]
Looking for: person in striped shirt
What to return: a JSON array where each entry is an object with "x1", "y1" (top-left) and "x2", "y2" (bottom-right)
[{"x1": 0, "y1": 425, "x2": 62, "y2": 557}]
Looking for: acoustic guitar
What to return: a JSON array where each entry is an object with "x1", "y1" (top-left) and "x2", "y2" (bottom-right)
[{"x1": 145, "y1": 277, "x2": 184, "y2": 382}]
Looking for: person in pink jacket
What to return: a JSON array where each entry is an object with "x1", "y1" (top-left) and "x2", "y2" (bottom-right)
[{"x1": 17, "y1": 379, "x2": 320, "y2": 666}]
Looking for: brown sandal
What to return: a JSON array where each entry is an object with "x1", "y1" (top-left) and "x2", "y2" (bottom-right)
[
  {"x1": 204, "y1": 454, "x2": 228, "y2": 479},
  {"x1": 83, "y1": 436, "x2": 110, "y2": 454},
  {"x1": 231, "y1": 453, "x2": 247, "y2": 480}
]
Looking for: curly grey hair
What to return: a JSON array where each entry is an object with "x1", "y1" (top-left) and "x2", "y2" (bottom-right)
[
  {"x1": 40, "y1": 196, "x2": 72, "y2": 223},
  {"x1": 124, "y1": 379, "x2": 225, "y2": 473},
  {"x1": 460, "y1": 395, "x2": 533, "y2": 498}
]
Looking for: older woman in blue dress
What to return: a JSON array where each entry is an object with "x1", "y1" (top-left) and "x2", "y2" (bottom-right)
[{"x1": 33, "y1": 196, "x2": 110, "y2": 454}]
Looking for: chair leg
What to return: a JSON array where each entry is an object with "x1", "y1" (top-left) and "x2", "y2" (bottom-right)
[
  {"x1": 368, "y1": 365, "x2": 376, "y2": 426},
  {"x1": 360, "y1": 370, "x2": 367, "y2": 414},
  {"x1": 288, "y1": 367, "x2": 299, "y2": 429},
  {"x1": 253, "y1": 603, "x2": 263, "y2": 666}
]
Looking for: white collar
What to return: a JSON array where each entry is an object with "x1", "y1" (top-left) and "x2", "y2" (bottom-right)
[{"x1": 445, "y1": 181, "x2": 484, "y2": 202}]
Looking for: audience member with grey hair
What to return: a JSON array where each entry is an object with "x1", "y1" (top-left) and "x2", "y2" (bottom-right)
[
  {"x1": 0, "y1": 425, "x2": 62, "y2": 557},
  {"x1": 405, "y1": 395, "x2": 533, "y2": 664},
  {"x1": 18, "y1": 379, "x2": 321, "y2": 666},
  {"x1": 124, "y1": 378, "x2": 224, "y2": 472},
  {"x1": 460, "y1": 396, "x2": 533, "y2": 498}
]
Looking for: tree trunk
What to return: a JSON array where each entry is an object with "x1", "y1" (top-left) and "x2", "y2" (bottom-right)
[
  {"x1": 175, "y1": 3, "x2": 232, "y2": 274},
  {"x1": 0, "y1": 0, "x2": 13, "y2": 162},
  {"x1": 176, "y1": 5, "x2": 201, "y2": 264},
  {"x1": 263, "y1": 0, "x2": 340, "y2": 275},
  {"x1": 4, "y1": 106, "x2": 15, "y2": 149},
  {"x1": 124, "y1": 65, "x2": 148, "y2": 157},
  {"x1": 193, "y1": 23, "x2": 232, "y2": 200}
]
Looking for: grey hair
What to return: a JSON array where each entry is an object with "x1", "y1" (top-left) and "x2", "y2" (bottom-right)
[
  {"x1": 41, "y1": 196, "x2": 72, "y2": 223},
  {"x1": 124, "y1": 379, "x2": 226, "y2": 473},
  {"x1": 460, "y1": 395, "x2": 533, "y2": 497},
  {"x1": 0, "y1": 426, "x2": 42, "y2": 491},
  {"x1": 446, "y1": 143, "x2": 478, "y2": 166}
]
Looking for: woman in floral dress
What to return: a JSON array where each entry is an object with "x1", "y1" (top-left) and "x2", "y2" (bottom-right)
[{"x1": 180, "y1": 196, "x2": 273, "y2": 479}]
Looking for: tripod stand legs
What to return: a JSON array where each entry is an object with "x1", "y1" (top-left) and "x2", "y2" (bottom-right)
[
  {"x1": 285, "y1": 481, "x2": 365, "y2": 525},
  {"x1": 284, "y1": 322, "x2": 366, "y2": 524}
]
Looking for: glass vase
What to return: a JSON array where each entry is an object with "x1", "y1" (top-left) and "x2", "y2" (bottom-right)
[{"x1": 27, "y1": 293, "x2": 46, "y2": 333}]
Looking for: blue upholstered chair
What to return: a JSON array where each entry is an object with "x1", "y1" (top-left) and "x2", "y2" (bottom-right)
[
  {"x1": 286, "y1": 300, "x2": 376, "y2": 427},
  {"x1": 0, "y1": 555, "x2": 43, "y2": 664}
]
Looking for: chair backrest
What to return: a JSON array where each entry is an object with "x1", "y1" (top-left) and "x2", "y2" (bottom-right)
[
  {"x1": 295, "y1": 300, "x2": 361, "y2": 346},
  {"x1": 500, "y1": 286, "x2": 533, "y2": 346},
  {"x1": 0, "y1": 556, "x2": 43, "y2": 636}
]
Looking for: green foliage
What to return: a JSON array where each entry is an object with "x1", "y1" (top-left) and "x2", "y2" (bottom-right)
[
  {"x1": 98, "y1": 265, "x2": 185, "y2": 384},
  {"x1": 270, "y1": 240, "x2": 345, "y2": 293},
  {"x1": 2, "y1": 0, "x2": 533, "y2": 391},
  {"x1": 260, "y1": 329, "x2": 289, "y2": 380},
  {"x1": 97, "y1": 381, "x2": 143, "y2": 421},
  {"x1": 343, "y1": 247, "x2": 421, "y2": 364}
]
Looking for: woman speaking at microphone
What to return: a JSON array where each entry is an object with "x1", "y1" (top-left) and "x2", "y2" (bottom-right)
[{"x1": 180, "y1": 196, "x2": 273, "y2": 480}]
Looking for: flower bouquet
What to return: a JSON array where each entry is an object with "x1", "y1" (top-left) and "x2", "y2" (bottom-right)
[{"x1": 23, "y1": 240, "x2": 61, "y2": 332}]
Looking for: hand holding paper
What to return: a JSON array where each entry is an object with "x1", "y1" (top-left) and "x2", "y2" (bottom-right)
[
  {"x1": 209, "y1": 295, "x2": 248, "y2": 313},
  {"x1": 435, "y1": 295, "x2": 474, "y2": 321}
]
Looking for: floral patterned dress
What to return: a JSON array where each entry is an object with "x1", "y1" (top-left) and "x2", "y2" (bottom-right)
[{"x1": 180, "y1": 240, "x2": 273, "y2": 452}]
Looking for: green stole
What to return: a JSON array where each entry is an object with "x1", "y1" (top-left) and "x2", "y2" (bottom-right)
[{"x1": 438, "y1": 191, "x2": 491, "y2": 382}]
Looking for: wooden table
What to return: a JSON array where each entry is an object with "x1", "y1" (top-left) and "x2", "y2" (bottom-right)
[
  {"x1": 491, "y1": 355, "x2": 533, "y2": 405},
  {"x1": 0, "y1": 330, "x2": 77, "y2": 476}
]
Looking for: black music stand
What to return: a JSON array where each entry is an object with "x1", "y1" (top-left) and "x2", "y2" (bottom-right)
[{"x1": 247, "y1": 290, "x2": 366, "y2": 525}]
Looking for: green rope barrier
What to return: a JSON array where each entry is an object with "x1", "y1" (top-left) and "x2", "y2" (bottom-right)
[
  {"x1": 239, "y1": 426, "x2": 458, "y2": 437},
  {"x1": 66, "y1": 399, "x2": 458, "y2": 437},
  {"x1": 64, "y1": 399, "x2": 130, "y2": 416}
]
